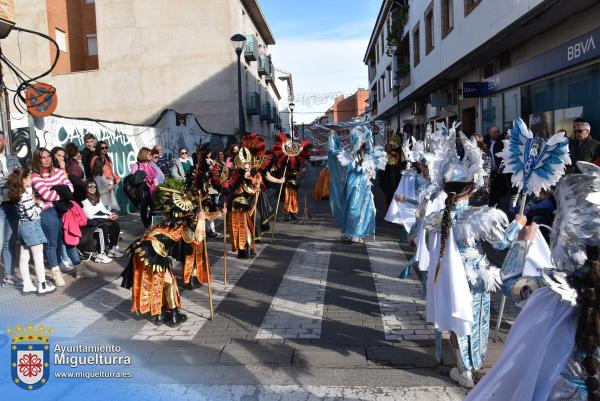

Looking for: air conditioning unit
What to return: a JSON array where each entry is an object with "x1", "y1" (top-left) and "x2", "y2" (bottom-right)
[{"x1": 426, "y1": 104, "x2": 439, "y2": 119}]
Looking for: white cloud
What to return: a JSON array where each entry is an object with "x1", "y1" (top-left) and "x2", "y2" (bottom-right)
[{"x1": 271, "y1": 37, "x2": 370, "y2": 123}]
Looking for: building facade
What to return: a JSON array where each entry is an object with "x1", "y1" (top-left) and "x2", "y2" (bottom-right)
[
  {"x1": 3, "y1": 0, "x2": 292, "y2": 140},
  {"x1": 365, "y1": 0, "x2": 600, "y2": 140},
  {"x1": 329, "y1": 89, "x2": 369, "y2": 123}
]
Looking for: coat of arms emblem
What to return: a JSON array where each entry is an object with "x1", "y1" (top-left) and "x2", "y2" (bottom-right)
[{"x1": 8, "y1": 324, "x2": 53, "y2": 390}]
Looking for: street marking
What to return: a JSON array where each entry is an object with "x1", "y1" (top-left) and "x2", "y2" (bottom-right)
[
  {"x1": 132, "y1": 244, "x2": 267, "y2": 341},
  {"x1": 367, "y1": 241, "x2": 436, "y2": 341},
  {"x1": 255, "y1": 242, "x2": 331, "y2": 339}
]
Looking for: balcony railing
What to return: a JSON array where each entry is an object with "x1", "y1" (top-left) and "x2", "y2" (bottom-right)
[
  {"x1": 246, "y1": 92, "x2": 260, "y2": 115},
  {"x1": 258, "y1": 54, "x2": 271, "y2": 76},
  {"x1": 265, "y1": 60, "x2": 275, "y2": 82},
  {"x1": 244, "y1": 35, "x2": 257, "y2": 62}
]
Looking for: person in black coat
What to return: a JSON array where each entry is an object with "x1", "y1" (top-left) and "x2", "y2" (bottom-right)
[
  {"x1": 486, "y1": 126, "x2": 512, "y2": 213},
  {"x1": 569, "y1": 119, "x2": 600, "y2": 172}
]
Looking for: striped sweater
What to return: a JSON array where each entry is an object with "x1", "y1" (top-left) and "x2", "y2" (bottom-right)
[
  {"x1": 16, "y1": 190, "x2": 42, "y2": 221},
  {"x1": 31, "y1": 169, "x2": 74, "y2": 210}
]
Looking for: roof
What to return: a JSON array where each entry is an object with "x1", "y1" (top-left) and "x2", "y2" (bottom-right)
[
  {"x1": 363, "y1": 0, "x2": 393, "y2": 63},
  {"x1": 242, "y1": 0, "x2": 276, "y2": 45}
]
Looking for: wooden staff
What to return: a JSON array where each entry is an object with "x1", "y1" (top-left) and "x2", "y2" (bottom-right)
[
  {"x1": 271, "y1": 160, "x2": 288, "y2": 241},
  {"x1": 204, "y1": 240, "x2": 215, "y2": 320},
  {"x1": 223, "y1": 210, "x2": 228, "y2": 284},
  {"x1": 198, "y1": 195, "x2": 215, "y2": 320}
]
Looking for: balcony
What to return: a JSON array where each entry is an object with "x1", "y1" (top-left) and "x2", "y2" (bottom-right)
[
  {"x1": 265, "y1": 60, "x2": 275, "y2": 82},
  {"x1": 246, "y1": 92, "x2": 260, "y2": 115},
  {"x1": 260, "y1": 102, "x2": 272, "y2": 121},
  {"x1": 244, "y1": 35, "x2": 257, "y2": 62},
  {"x1": 258, "y1": 54, "x2": 271, "y2": 76}
]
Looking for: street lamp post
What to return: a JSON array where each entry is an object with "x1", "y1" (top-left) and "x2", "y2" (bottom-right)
[
  {"x1": 231, "y1": 34, "x2": 247, "y2": 141},
  {"x1": 289, "y1": 102, "x2": 295, "y2": 141}
]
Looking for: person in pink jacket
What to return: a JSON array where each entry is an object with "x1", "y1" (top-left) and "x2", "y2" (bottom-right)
[{"x1": 130, "y1": 147, "x2": 159, "y2": 227}]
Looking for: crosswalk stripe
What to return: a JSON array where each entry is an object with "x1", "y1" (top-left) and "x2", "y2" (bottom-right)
[
  {"x1": 255, "y1": 242, "x2": 331, "y2": 339},
  {"x1": 366, "y1": 241, "x2": 436, "y2": 341},
  {"x1": 132, "y1": 244, "x2": 267, "y2": 341}
]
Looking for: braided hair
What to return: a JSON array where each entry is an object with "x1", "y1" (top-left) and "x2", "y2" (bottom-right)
[
  {"x1": 434, "y1": 181, "x2": 474, "y2": 283},
  {"x1": 569, "y1": 246, "x2": 600, "y2": 401}
]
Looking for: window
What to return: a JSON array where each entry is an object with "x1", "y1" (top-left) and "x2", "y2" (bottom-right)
[
  {"x1": 85, "y1": 0, "x2": 95, "y2": 3},
  {"x1": 412, "y1": 23, "x2": 420, "y2": 67},
  {"x1": 464, "y1": 0, "x2": 481, "y2": 16},
  {"x1": 441, "y1": 0, "x2": 454, "y2": 38},
  {"x1": 55, "y1": 28, "x2": 67, "y2": 52},
  {"x1": 87, "y1": 34, "x2": 97, "y2": 56},
  {"x1": 376, "y1": 42, "x2": 379, "y2": 64},
  {"x1": 425, "y1": 2, "x2": 434, "y2": 55},
  {"x1": 388, "y1": 68, "x2": 393, "y2": 93},
  {"x1": 381, "y1": 75, "x2": 386, "y2": 97}
]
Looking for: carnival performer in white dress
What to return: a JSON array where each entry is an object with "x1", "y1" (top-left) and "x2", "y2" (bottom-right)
[
  {"x1": 464, "y1": 161, "x2": 600, "y2": 401},
  {"x1": 423, "y1": 127, "x2": 526, "y2": 388},
  {"x1": 385, "y1": 137, "x2": 425, "y2": 234}
]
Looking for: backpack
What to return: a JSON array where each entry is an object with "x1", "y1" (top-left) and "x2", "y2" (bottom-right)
[{"x1": 122, "y1": 163, "x2": 147, "y2": 207}]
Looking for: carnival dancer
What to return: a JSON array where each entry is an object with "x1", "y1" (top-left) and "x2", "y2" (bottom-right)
[
  {"x1": 423, "y1": 127, "x2": 527, "y2": 388},
  {"x1": 380, "y1": 130, "x2": 403, "y2": 208},
  {"x1": 328, "y1": 124, "x2": 387, "y2": 243},
  {"x1": 240, "y1": 134, "x2": 284, "y2": 241},
  {"x1": 328, "y1": 130, "x2": 346, "y2": 229},
  {"x1": 312, "y1": 165, "x2": 330, "y2": 201},
  {"x1": 282, "y1": 167, "x2": 301, "y2": 222},
  {"x1": 271, "y1": 133, "x2": 311, "y2": 229},
  {"x1": 384, "y1": 136, "x2": 425, "y2": 234},
  {"x1": 464, "y1": 162, "x2": 599, "y2": 401},
  {"x1": 121, "y1": 187, "x2": 217, "y2": 325}
]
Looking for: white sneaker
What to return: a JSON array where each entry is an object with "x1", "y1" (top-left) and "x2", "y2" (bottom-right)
[
  {"x1": 108, "y1": 247, "x2": 124, "y2": 258},
  {"x1": 76, "y1": 263, "x2": 98, "y2": 279},
  {"x1": 449, "y1": 367, "x2": 475, "y2": 389},
  {"x1": 60, "y1": 259, "x2": 75, "y2": 273},
  {"x1": 93, "y1": 253, "x2": 113, "y2": 264},
  {"x1": 22, "y1": 282, "x2": 37, "y2": 293},
  {"x1": 51, "y1": 267, "x2": 66, "y2": 287},
  {"x1": 38, "y1": 281, "x2": 56, "y2": 294}
]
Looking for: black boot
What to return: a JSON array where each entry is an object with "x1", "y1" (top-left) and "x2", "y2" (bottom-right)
[
  {"x1": 165, "y1": 308, "x2": 188, "y2": 327},
  {"x1": 152, "y1": 312, "x2": 165, "y2": 324},
  {"x1": 186, "y1": 276, "x2": 202, "y2": 290},
  {"x1": 284, "y1": 214, "x2": 290, "y2": 222},
  {"x1": 246, "y1": 244, "x2": 256, "y2": 258},
  {"x1": 289, "y1": 214, "x2": 298, "y2": 222},
  {"x1": 237, "y1": 249, "x2": 248, "y2": 259}
]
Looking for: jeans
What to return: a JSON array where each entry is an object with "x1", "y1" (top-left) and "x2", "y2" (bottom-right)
[
  {"x1": 0, "y1": 202, "x2": 18, "y2": 276},
  {"x1": 40, "y1": 207, "x2": 63, "y2": 268}
]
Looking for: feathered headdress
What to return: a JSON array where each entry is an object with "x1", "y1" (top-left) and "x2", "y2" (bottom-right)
[
  {"x1": 156, "y1": 187, "x2": 198, "y2": 224},
  {"x1": 402, "y1": 136, "x2": 426, "y2": 163},
  {"x1": 423, "y1": 122, "x2": 486, "y2": 189},
  {"x1": 336, "y1": 125, "x2": 387, "y2": 180},
  {"x1": 241, "y1": 133, "x2": 272, "y2": 170},
  {"x1": 496, "y1": 118, "x2": 571, "y2": 197},
  {"x1": 550, "y1": 162, "x2": 600, "y2": 273},
  {"x1": 272, "y1": 133, "x2": 311, "y2": 170}
]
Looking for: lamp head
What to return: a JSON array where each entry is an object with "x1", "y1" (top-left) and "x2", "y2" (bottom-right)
[{"x1": 230, "y1": 34, "x2": 247, "y2": 53}]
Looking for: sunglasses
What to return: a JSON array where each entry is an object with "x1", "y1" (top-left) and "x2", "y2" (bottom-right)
[
  {"x1": 100, "y1": 146, "x2": 108, "y2": 150},
  {"x1": 87, "y1": 184, "x2": 97, "y2": 188},
  {"x1": 574, "y1": 129, "x2": 587, "y2": 134},
  {"x1": 180, "y1": 152, "x2": 188, "y2": 155}
]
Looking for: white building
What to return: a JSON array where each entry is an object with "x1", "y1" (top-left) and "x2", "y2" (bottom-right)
[
  {"x1": 365, "y1": 0, "x2": 600, "y2": 139},
  {"x1": 3, "y1": 0, "x2": 292, "y2": 142}
]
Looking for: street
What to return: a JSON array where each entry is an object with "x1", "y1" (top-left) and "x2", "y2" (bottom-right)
[{"x1": 0, "y1": 165, "x2": 519, "y2": 401}]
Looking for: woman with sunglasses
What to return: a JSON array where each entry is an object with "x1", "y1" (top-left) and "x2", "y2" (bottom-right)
[
  {"x1": 171, "y1": 147, "x2": 193, "y2": 181},
  {"x1": 90, "y1": 141, "x2": 121, "y2": 213},
  {"x1": 81, "y1": 180, "x2": 123, "y2": 262}
]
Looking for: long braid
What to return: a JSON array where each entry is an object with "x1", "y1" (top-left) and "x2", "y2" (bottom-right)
[
  {"x1": 570, "y1": 247, "x2": 600, "y2": 401},
  {"x1": 434, "y1": 192, "x2": 457, "y2": 283}
]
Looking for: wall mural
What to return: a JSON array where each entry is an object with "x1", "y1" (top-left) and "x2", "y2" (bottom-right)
[{"x1": 30, "y1": 111, "x2": 227, "y2": 213}]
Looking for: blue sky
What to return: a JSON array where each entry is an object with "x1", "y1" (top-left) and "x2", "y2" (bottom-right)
[{"x1": 260, "y1": 0, "x2": 381, "y2": 122}]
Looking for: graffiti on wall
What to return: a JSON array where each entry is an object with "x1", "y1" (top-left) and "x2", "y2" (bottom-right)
[{"x1": 32, "y1": 113, "x2": 228, "y2": 212}]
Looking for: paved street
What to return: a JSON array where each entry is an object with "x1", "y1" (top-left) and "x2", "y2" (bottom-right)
[{"x1": 0, "y1": 165, "x2": 518, "y2": 400}]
